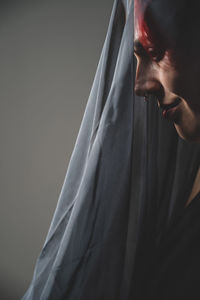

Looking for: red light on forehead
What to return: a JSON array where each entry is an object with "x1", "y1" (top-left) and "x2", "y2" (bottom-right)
[
  {"x1": 134, "y1": 0, "x2": 152, "y2": 48},
  {"x1": 134, "y1": 0, "x2": 166, "y2": 57}
]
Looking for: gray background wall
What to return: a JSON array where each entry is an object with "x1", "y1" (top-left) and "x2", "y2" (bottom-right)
[{"x1": 0, "y1": 1, "x2": 113, "y2": 299}]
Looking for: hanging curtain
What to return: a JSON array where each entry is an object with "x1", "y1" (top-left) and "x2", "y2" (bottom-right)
[{"x1": 22, "y1": 1, "x2": 200, "y2": 299}]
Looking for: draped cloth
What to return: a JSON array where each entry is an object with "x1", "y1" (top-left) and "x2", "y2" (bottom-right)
[{"x1": 22, "y1": 0, "x2": 200, "y2": 299}]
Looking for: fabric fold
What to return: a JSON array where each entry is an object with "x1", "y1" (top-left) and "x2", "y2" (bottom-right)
[{"x1": 23, "y1": 1, "x2": 200, "y2": 299}]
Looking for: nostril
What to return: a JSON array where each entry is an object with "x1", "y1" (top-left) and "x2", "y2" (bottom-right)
[
  {"x1": 135, "y1": 84, "x2": 164, "y2": 103},
  {"x1": 144, "y1": 92, "x2": 151, "y2": 102},
  {"x1": 134, "y1": 87, "x2": 161, "y2": 103},
  {"x1": 134, "y1": 84, "x2": 144, "y2": 96},
  {"x1": 144, "y1": 93, "x2": 158, "y2": 102}
]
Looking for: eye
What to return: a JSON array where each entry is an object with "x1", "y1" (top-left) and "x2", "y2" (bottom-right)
[{"x1": 146, "y1": 47, "x2": 164, "y2": 62}]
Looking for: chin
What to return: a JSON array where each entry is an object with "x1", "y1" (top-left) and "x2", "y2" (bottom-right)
[{"x1": 174, "y1": 124, "x2": 200, "y2": 143}]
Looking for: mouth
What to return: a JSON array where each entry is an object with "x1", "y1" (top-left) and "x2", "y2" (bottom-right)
[{"x1": 160, "y1": 98, "x2": 181, "y2": 120}]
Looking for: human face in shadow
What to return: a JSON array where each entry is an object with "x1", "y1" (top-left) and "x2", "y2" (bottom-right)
[{"x1": 134, "y1": 2, "x2": 200, "y2": 142}]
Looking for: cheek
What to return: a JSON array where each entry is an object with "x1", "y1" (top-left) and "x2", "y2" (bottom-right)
[
  {"x1": 160, "y1": 61, "x2": 200, "y2": 114},
  {"x1": 160, "y1": 69, "x2": 193, "y2": 106},
  {"x1": 162, "y1": 52, "x2": 200, "y2": 104},
  {"x1": 159, "y1": 53, "x2": 189, "y2": 97},
  {"x1": 159, "y1": 69, "x2": 180, "y2": 95}
]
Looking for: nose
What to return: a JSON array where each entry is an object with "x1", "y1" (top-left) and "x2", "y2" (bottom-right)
[
  {"x1": 134, "y1": 62, "x2": 163, "y2": 99},
  {"x1": 134, "y1": 80, "x2": 162, "y2": 97},
  {"x1": 134, "y1": 80, "x2": 164, "y2": 104}
]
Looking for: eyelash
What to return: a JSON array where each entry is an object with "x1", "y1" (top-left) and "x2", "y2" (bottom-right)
[{"x1": 146, "y1": 47, "x2": 164, "y2": 62}]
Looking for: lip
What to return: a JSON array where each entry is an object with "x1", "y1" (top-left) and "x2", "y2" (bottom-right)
[{"x1": 161, "y1": 98, "x2": 181, "y2": 121}]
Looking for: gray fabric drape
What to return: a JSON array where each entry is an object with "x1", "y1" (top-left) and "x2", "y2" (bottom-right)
[{"x1": 22, "y1": 1, "x2": 200, "y2": 299}]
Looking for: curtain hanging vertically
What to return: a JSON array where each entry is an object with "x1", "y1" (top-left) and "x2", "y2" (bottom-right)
[{"x1": 23, "y1": 1, "x2": 200, "y2": 299}]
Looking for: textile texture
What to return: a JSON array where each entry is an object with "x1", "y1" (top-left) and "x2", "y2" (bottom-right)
[{"x1": 23, "y1": 0, "x2": 200, "y2": 299}]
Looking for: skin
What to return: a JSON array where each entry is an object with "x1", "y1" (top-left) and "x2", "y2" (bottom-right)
[
  {"x1": 134, "y1": 11, "x2": 200, "y2": 206},
  {"x1": 134, "y1": 20, "x2": 200, "y2": 143}
]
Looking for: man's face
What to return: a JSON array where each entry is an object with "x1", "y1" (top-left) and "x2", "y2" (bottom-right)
[{"x1": 134, "y1": 8, "x2": 200, "y2": 142}]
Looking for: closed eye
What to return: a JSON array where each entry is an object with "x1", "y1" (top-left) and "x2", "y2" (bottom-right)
[
  {"x1": 134, "y1": 40, "x2": 164, "y2": 62},
  {"x1": 145, "y1": 46, "x2": 165, "y2": 62}
]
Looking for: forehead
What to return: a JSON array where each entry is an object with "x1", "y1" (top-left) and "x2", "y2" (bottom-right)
[
  {"x1": 133, "y1": 0, "x2": 168, "y2": 51},
  {"x1": 134, "y1": 0, "x2": 145, "y2": 35},
  {"x1": 134, "y1": 0, "x2": 186, "y2": 46},
  {"x1": 134, "y1": 1, "x2": 153, "y2": 48},
  {"x1": 134, "y1": 0, "x2": 153, "y2": 42}
]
